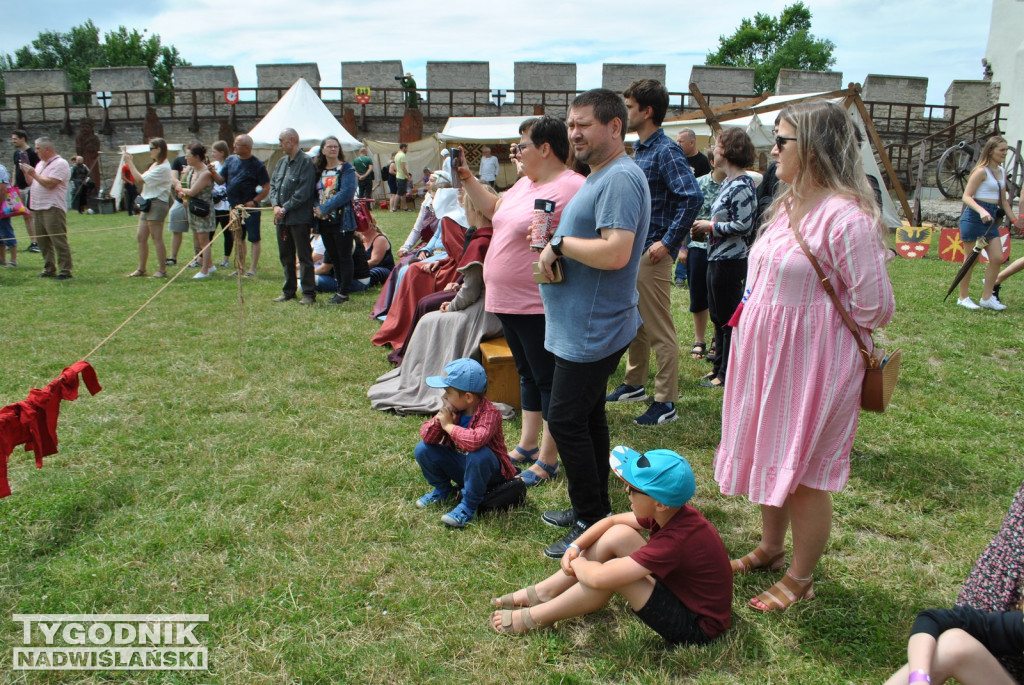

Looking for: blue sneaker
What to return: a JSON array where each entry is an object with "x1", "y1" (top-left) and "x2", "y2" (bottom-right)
[
  {"x1": 416, "y1": 488, "x2": 451, "y2": 509},
  {"x1": 605, "y1": 384, "x2": 648, "y2": 403},
  {"x1": 634, "y1": 402, "x2": 678, "y2": 426},
  {"x1": 441, "y1": 503, "x2": 474, "y2": 528}
]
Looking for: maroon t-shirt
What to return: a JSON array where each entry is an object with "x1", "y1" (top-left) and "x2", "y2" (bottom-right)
[{"x1": 631, "y1": 506, "x2": 733, "y2": 638}]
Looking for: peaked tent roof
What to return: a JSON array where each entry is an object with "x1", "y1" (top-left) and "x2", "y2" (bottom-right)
[{"x1": 248, "y1": 78, "x2": 361, "y2": 152}]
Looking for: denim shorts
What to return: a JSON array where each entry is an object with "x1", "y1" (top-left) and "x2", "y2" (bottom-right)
[
  {"x1": 960, "y1": 201, "x2": 1003, "y2": 242},
  {"x1": 633, "y1": 579, "x2": 713, "y2": 646},
  {"x1": 0, "y1": 218, "x2": 16, "y2": 248}
]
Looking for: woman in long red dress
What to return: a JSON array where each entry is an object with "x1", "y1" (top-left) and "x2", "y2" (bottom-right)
[{"x1": 371, "y1": 196, "x2": 469, "y2": 349}]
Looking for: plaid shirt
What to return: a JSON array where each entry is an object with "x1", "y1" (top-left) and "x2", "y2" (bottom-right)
[
  {"x1": 420, "y1": 396, "x2": 516, "y2": 480},
  {"x1": 632, "y1": 128, "x2": 703, "y2": 259}
]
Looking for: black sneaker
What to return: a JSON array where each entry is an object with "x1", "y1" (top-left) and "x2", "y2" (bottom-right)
[
  {"x1": 28, "y1": 243, "x2": 41, "y2": 253},
  {"x1": 329, "y1": 293, "x2": 349, "y2": 304},
  {"x1": 56, "y1": 273, "x2": 73, "y2": 281},
  {"x1": 541, "y1": 508, "x2": 575, "y2": 528},
  {"x1": 544, "y1": 520, "x2": 590, "y2": 559}
]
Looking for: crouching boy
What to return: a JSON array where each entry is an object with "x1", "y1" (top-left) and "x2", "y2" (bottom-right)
[
  {"x1": 490, "y1": 446, "x2": 732, "y2": 645},
  {"x1": 414, "y1": 358, "x2": 517, "y2": 528}
]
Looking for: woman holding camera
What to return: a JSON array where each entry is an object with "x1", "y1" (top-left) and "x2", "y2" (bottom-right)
[{"x1": 122, "y1": 138, "x2": 172, "y2": 278}]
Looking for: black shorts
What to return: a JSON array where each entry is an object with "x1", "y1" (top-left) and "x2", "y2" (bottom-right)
[{"x1": 633, "y1": 579, "x2": 712, "y2": 646}]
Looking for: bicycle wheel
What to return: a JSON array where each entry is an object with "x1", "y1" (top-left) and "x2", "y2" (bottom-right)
[
  {"x1": 1003, "y1": 146, "x2": 1022, "y2": 201},
  {"x1": 936, "y1": 145, "x2": 973, "y2": 199}
]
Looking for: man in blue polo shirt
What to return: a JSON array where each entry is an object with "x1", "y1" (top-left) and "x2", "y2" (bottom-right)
[{"x1": 536, "y1": 88, "x2": 651, "y2": 558}]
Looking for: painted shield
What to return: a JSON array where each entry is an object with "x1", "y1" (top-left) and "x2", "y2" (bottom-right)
[
  {"x1": 979, "y1": 227, "x2": 1011, "y2": 263},
  {"x1": 939, "y1": 228, "x2": 966, "y2": 263},
  {"x1": 895, "y1": 226, "x2": 932, "y2": 259}
]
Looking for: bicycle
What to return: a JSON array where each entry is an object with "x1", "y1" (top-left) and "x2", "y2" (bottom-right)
[{"x1": 935, "y1": 138, "x2": 1022, "y2": 201}]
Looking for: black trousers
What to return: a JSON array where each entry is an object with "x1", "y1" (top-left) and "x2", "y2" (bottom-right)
[
  {"x1": 707, "y1": 258, "x2": 746, "y2": 384},
  {"x1": 496, "y1": 313, "x2": 555, "y2": 418},
  {"x1": 546, "y1": 346, "x2": 627, "y2": 524},
  {"x1": 277, "y1": 223, "x2": 314, "y2": 298},
  {"x1": 319, "y1": 227, "x2": 354, "y2": 296}
]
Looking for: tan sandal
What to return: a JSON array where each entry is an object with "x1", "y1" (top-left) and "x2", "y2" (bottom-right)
[
  {"x1": 150, "y1": 270, "x2": 167, "y2": 279},
  {"x1": 749, "y1": 571, "x2": 814, "y2": 612},
  {"x1": 126, "y1": 269, "x2": 146, "y2": 278},
  {"x1": 492, "y1": 607, "x2": 539, "y2": 636},
  {"x1": 493, "y1": 585, "x2": 541, "y2": 610},
  {"x1": 731, "y1": 547, "x2": 785, "y2": 574}
]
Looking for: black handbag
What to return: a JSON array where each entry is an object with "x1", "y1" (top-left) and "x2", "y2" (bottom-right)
[
  {"x1": 188, "y1": 197, "x2": 210, "y2": 217},
  {"x1": 134, "y1": 196, "x2": 152, "y2": 213}
]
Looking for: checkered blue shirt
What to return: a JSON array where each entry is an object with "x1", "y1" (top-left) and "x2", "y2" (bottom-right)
[{"x1": 632, "y1": 128, "x2": 703, "y2": 259}]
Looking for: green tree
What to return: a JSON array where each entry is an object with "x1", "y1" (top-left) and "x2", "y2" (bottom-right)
[
  {"x1": 705, "y1": 2, "x2": 836, "y2": 95},
  {"x1": 0, "y1": 20, "x2": 189, "y2": 101}
]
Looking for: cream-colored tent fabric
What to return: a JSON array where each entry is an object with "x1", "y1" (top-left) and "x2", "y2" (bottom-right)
[{"x1": 363, "y1": 138, "x2": 442, "y2": 201}]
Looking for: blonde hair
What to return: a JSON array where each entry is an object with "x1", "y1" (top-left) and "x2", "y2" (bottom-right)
[
  {"x1": 974, "y1": 135, "x2": 1007, "y2": 173},
  {"x1": 768, "y1": 100, "x2": 881, "y2": 233}
]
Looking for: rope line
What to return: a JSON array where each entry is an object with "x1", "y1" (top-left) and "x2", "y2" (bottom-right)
[{"x1": 83, "y1": 206, "x2": 251, "y2": 362}]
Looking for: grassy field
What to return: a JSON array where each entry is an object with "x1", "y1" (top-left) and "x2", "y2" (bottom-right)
[{"x1": 0, "y1": 207, "x2": 1021, "y2": 684}]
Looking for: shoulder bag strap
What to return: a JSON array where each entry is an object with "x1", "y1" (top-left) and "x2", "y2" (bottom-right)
[{"x1": 790, "y1": 223, "x2": 876, "y2": 367}]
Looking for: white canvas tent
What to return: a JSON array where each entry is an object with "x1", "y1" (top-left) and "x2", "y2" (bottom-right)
[
  {"x1": 248, "y1": 78, "x2": 362, "y2": 170},
  {"x1": 103, "y1": 143, "x2": 186, "y2": 209}
]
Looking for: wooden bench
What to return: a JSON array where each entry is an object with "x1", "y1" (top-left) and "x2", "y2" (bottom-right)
[{"x1": 478, "y1": 337, "x2": 521, "y2": 410}]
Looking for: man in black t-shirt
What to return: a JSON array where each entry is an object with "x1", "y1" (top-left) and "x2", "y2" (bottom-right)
[
  {"x1": 675, "y1": 128, "x2": 711, "y2": 178},
  {"x1": 10, "y1": 129, "x2": 40, "y2": 251}
]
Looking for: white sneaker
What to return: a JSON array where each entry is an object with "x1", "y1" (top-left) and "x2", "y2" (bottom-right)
[
  {"x1": 219, "y1": 259, "x2": 230, "y2": 268},
  {"x1": 208, "y1": 265, "x2": 217, "y2": 273},
  {"x1": 979, "y1": 297, "x2": 1007, "y2": 311},
  {"x1": 192, "y1": 271, "x2": 210, "y2": 280},
  {"x1": 957, "y1": 297, "x2": 981, "y2": 310}
]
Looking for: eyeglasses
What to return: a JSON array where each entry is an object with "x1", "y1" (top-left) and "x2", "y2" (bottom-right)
[
  {"x1": 515, "y1": 142, "x2": 534, "y2": 153},
  {"x1": 774, "y1": 135, "x2": 797, "y2": 150}
]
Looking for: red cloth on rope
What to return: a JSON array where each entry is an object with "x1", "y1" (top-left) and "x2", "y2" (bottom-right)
[{"x1": 0, "y1": 361, "x2": 102, "y2": 498}]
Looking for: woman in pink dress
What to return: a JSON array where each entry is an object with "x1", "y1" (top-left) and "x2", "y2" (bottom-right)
[{"x1": 713, "y1": 100, "x2": 895, "y2": 611}]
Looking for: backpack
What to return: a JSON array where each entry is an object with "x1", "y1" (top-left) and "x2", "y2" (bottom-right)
[{"x1": 476, "y1": 477, "x2": 527, "y2": 514}]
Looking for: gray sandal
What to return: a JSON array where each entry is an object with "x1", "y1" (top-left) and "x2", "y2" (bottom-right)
[
  {"x1": 494, "y1": 585, "x2": 541, "y2": 610},
  {"x1": 494, "y1": 607, "x2": 539, "y2": 635}
]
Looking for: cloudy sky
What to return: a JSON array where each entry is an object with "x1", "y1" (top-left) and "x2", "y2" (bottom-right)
[{"x1": 2, "y1": 0, "x2": 993, "y2": 104}]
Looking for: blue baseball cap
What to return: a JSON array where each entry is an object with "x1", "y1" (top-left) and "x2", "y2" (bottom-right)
[
  {"x1": 609, "y1": 446, "x2": 695, "y2": 507},
  {"x1": 425, "y1": 358, "x2": 488, "y2": 394}
]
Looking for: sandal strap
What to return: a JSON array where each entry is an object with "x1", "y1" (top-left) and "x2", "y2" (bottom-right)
[
  {"x1": 497, "y1": 608, "x2": 538, "y2": 634},
  {"x1": 534, "y1": 460, "x2": 559, "y2": 478},
  {"x1": 731, "y1": 547, "x2": 784, "y2": 573},
  {"x1": 497, "y1": 585, "x2": 541, "y2": 610},
  {"x1": 753, "y1": 573, "x2": 813, "y2": 611}
]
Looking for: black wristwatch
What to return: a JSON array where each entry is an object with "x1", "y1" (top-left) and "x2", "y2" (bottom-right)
[{"x1": 549, "y1": 235, "x2": 564, "y2": 257}]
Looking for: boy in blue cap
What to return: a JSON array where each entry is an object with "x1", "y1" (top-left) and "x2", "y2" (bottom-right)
[
  {"x1": 414, "y1": 358, "x2": 517, "y2": 528},
  {"x1": 490, "y1": 446, "x2": 732, "y2": 644}
]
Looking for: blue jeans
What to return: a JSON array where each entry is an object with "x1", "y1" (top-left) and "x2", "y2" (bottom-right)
[{"x1": 414, "y1": 442, "x2": 503, "y2": 513}]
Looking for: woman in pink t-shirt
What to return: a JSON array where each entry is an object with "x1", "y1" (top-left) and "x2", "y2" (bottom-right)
[{"x1": 456, "y1": 116, "x2": 585, "y2": 486}]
